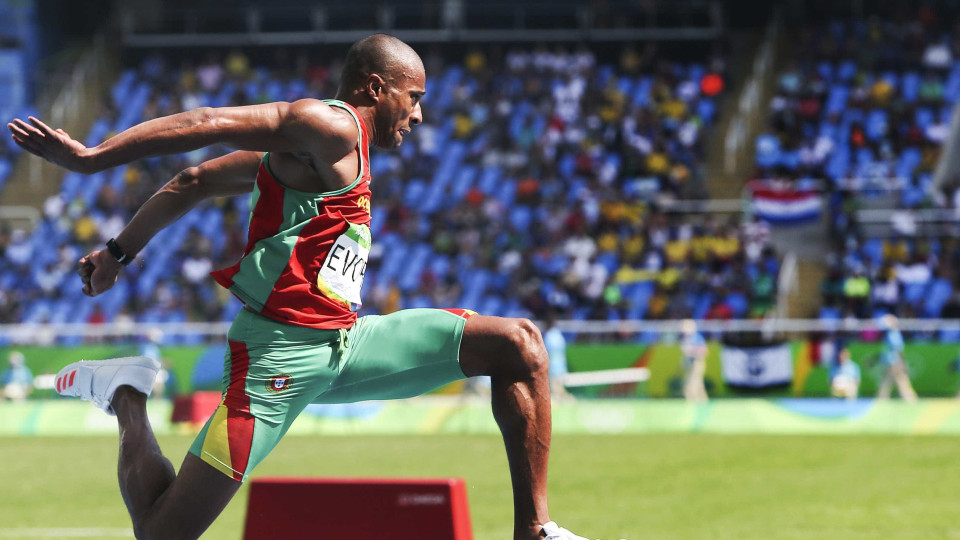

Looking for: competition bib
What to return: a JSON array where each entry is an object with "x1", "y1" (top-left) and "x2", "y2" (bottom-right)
[{"x1": 317, "y1": 222, "x2": 370, "y2": 312}]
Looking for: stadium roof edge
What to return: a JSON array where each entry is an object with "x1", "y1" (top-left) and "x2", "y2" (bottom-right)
[{"x1": 122, "y1": 27, "x2": 725, "y2": 48}]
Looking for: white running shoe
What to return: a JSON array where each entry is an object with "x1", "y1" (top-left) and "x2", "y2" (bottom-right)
[
  {"x1": 540, "y1": 522, "x2": 590, "y2": 540},
  {"x1": 55, "y1": 356, "x2": 161, "y2": 416}
]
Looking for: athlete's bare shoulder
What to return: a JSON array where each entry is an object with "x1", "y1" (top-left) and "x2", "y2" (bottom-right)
[
  {"x1": 268, "y1": 99, "x2": 363, "y2": 192},
  {"x1": 282, "y1": 99, "x2": 358, "y2": 164}
]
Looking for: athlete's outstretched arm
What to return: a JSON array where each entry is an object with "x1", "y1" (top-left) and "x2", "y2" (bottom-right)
[
  {"x1": 8, "y1": 99, "x2": 357, "y2": 174},
  {"x1": 78, "y1": 150, "x2": 262, "y2": 297}
]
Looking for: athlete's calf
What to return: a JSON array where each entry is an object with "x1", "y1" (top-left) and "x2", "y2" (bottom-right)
[{"x1": 458, "y1": 315, "x2": 553, "y2": 540}]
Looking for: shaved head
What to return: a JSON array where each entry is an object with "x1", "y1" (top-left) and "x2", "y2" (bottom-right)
[
  {"x1": 338, "y1": 34, "x2": 426, "y2": 149},
  {"x1": 339, "y1": 34, "x2": 424, "y2": 92}
]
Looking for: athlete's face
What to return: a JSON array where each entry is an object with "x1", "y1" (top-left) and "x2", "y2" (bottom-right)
[{"x1": 374, "y1": 62, "x2": 425, "y2": 149}]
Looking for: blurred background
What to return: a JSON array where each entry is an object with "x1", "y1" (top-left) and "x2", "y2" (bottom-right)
[{"x1": 2, "y1": 1, "x2": 960, "y2": 538}]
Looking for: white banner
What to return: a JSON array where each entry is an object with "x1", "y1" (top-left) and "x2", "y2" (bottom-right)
[{"x1": 721, "y1": 344, "x2": 793, "y2": 388}]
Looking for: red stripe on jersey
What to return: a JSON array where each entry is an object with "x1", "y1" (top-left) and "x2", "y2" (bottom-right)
[
  {"x1": 225, "y1": 340, "x2": 252, "y2": 413},
  {"x1": 261, "y1": 198, "x2": 370, "y2": 328},
  {"x1": 211, "y1": 161, "x2": 287, "y2": 289}
]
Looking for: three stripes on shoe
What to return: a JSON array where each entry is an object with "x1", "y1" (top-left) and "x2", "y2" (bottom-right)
[{"x1": 56, "y1": 369, "x2": 78, "y2": 393}]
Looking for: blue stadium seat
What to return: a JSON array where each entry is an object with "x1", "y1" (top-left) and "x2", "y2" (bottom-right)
[
  {"x1": 916, "y1": 107, "x2": 934, "y2": 129},
  {"x1": 428, "y1": 255, "x2": 451, "y2": 280},
  {"x1": 824, "y1": 86, "x2": 848, "y2": 116},
  {"x1": 0, "y1": 158, "x2": 11, "y2": 192},
  {"x1": 819, "y1": 307, "x2": 841, "y2": 320},
  {"x1": 509, "y1": 206, "x2": 532, "y2": 231},
  {"x1": 755, "y1": 134, "x2": 781, "y2": 168},
  {"x1": 694, "y1": 292, "x2": 714, "y2": 319},
  {"x1": 817, "y1": 61, "x2": 833, "y2": 80},
  {"x1": 862, "y1": 239, "x2": 884, "y2": 268},
  {"x1": 478, "y1": 295, "x2": 504, "y2": 318},
  {"x1": 865, "y1": 110, "x2": 888, "y2": 141},
  {"x1": 924, "y1": 279, "x2": 953, "y2": 318},
  {"x1": 937, "y1": 329, "x2": 960, "y2": 343},
  {"x1": 727, "y1": 291, "x2": 748, "y2": 318},
  {"x1": 596, "y1": 252, "x2": 619, "y2": 275},
  {"x1": 944, "y1": 66, "x2": 960, "y2": 102},
  {"x1": 902, "y1": 72, "x2": 920, "y2": 102},
  {"x1": 408, "y1": 295, "x2": 433, "y2": 310},
  {"x1": 496, "y1": 179, "x2": 516, "y2": 206},
  {"x1": 697, "y1": 99, "x2": 716, "y2": 124},
  {"x1": 896, "y1": 148, "x2": 921, "y2": 178},
  {"x1": 632, "y1": 77, "x2": 652, "y2": 106},
  {"x1": 459, "y1": 269, "x2": 490, "y2": 308},
  {"x1": 403, "y1": 178, "x2": 427, "y2": 208},
  {"x1": 903, "y1": 282, "x2": 929, "y2": 306},
  {"x1": 397, "y1": 244, "x2": 432, "y2": 292},
  {"x1": 478, "y1": 165, "x2": 501, "y2": 195},
  {"x1": 450, "y1": 166, "x2": 478, "y2": 202}
]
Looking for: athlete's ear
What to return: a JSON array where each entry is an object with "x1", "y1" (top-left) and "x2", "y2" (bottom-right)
[{"x1": 365, "y1": 74, "x2": 386, "y2": 102}]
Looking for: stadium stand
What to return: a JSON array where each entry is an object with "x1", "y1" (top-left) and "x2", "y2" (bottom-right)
[
  {"x1": 0, "y1": 43, "x2": 789, "y2": 334},
  {"x1": 0, "y1": 1, "x2": 35, "y2": 196},
  {"x1": 750, "y1": 12, "x2": 960, "y2": 325}
]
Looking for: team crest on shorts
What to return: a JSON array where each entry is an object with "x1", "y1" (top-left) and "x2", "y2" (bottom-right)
[{"x1": 266, "y1": 374, "x2": 294, "y2": 393}]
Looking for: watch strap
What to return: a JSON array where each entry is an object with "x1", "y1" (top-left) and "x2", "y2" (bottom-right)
[{"x1": 106, "y1": 238, "x2": 134, "y2": 265}]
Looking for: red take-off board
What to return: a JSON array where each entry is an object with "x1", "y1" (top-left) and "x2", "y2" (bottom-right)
[{"x1": 243, "y1": 477, "x2": 474, "y2": 540}]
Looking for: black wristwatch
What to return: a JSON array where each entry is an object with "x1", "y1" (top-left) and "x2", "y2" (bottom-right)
[{"x1": 106, "y1": 238, "x2": 134, "y2": 265}]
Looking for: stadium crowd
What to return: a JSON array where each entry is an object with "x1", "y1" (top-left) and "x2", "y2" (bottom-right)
[
  {"x1": 0, "y1": 43, "x2": 789, "y2": 332},
  {"x1": 749, "y1": 8, "x2": 960, "y2": 322}
]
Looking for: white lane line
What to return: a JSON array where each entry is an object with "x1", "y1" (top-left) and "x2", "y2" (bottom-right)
[{"x1": 0, "y1": 528, "x2": 134, "y2": 538}]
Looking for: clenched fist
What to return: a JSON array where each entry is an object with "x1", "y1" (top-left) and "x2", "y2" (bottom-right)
[{"x1": 78, "y1": 250, "x2": 124, "y2": 297}]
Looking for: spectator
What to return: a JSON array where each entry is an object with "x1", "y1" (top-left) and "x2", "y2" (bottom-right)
[
  {"x1": 750, "y1": 268, "x2": 776, "y2": 317},
  {"x1": 877, "y1": 314, "x2": 917, "y2": 401},
  {"x1": 5, "y1": 229, "x2": 31, "y2": 268},
  {"x1": 829, "y1": 341, "x2": 861, "y2": 400},
  {"x1": 680, "y1": 319, "x2": 708, "y2": 402},
  {"x1": 923, "y1": 39, "x2": 952, "y2": 69},
  {"x1": 705, "y1": 295, "x2": 733, "y2": 320},
  {"x1": 871, "y1": 269, "x2": 900, "y2": 315},
  {"x1": 542, "y1": 314, "x2": 571, "y2": 401},
  {"x1": 140, "y1": 328, "x2": 176, "y2": 399},
  {"x1": 821, "y1": 266, "x2": 846, "y2": 307},
  {"x1": 1, "y1": 351, "x2": 33, "y2": 401},
  {"x1": 843, "y1": 267, "x2": 871, "y2": 318}
]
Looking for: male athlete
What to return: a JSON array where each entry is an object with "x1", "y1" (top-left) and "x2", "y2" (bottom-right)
[{"x1": 9, "y1": 35, "x2": 592, "y2": 540}]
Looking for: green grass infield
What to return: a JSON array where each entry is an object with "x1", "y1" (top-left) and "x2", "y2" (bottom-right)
[{"x1": 1, "y1": 434, "x2": 959, "y2": 539}]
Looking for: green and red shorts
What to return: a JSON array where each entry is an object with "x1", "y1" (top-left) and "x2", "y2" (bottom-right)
[{"x1": 188, "y1": 307, "x2": 474, "y2": 481}]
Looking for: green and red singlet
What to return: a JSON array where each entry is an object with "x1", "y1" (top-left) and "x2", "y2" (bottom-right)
[{"x1": 211, "y1": 100, "x2": 372, "y2": 329}]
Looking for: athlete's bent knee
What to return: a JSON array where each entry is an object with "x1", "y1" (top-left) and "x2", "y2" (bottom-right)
[{"x1": 506, "y1": 318, "x2": 548, "y2": 378}]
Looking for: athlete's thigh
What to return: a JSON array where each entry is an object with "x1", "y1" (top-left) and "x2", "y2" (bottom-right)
[
  {"x1": 189, "y1": 309, "x2": 341, "y2": 482},
  {"x1": 316, "y1": 308, "x2": 472, "y2": 403}
]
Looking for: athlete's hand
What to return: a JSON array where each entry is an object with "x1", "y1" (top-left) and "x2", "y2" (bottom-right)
[
  {"x1": 78, "y1": 250, "x2": 123, "y2": 297},
  {"x1": 7, "y1": 117, "x2": 97, "y2": 173}
]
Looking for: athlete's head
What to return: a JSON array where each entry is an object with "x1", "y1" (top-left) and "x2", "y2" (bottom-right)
[{"x1": 339, "y1": 34, "x2": 425, "y2": 149}]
